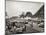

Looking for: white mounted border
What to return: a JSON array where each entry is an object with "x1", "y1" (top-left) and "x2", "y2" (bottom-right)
[
  {"x1": 0, "y1": 0, "x2": 46, "y2": 35},
  {"x1": 6, "y1": 0, "x2": 44, "y2": 2}
]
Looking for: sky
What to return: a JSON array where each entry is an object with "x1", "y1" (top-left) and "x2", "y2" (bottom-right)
[{"x1": 6, "y1": 0, "x2": 43, "y2": 17}]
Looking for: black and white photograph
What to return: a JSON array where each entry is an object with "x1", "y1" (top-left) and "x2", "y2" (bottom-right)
[{"x1": 5, "y1": 0, "x2": 44, "y2": 35}]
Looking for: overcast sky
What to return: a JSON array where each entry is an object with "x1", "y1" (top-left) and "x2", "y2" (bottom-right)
[{"x1": 6, "y1": 0, "x2": 43, "y2": 17}]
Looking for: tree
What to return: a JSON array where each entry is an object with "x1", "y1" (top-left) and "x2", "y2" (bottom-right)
[
  {"x1": 25, "y1": 12, "x2": 32, "y2": 17},
  {"x1": 20, "y1": 12, "x2": 25, "y2": 18}
]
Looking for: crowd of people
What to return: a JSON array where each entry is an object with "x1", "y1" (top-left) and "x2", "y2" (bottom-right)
[{"x1": 5, "y1": 17, "x2": 44, "y2": 35}]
